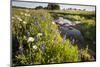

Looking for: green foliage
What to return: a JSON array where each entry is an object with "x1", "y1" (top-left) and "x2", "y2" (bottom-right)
[
  {"x1": 50, "y1": 10, "x2": 95, "y2": 17},
  {"x1": 12, "y1": 8, "x2": 79, "y2": 65},
  {"x1": 35, "y1": 6, "x2": 44, "y2": 9},
  {"x1": 47, "y1": 3, "x2": 60, "y2": 10},
  {"x1": 81, "y1": 46, "x2": 90, "y2": 61},
  {"x1": 50, "y1": 9, "x2": 96, "y2": 52}
]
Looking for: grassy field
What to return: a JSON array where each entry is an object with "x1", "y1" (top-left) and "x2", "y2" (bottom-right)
[
  {"x1": 12, "y1": 7, "x2": 96, "y2": 66},
  {"x1": 50, "y1": 9, "x2": 96, "y2": 51},
  {"x1": 50, "y1": 10, "x2": 95, "y2": 17}
]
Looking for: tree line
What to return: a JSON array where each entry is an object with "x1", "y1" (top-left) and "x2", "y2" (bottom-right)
[{"x1": 35, "y1": 3, "x2": 60, "y2": 10}]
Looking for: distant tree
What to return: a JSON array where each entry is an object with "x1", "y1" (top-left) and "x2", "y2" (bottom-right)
[
  {"x1": 35, "y1": 6, "x2": 43, "y2": 9},
  {"x1": 74, "y1": 8, "x2": 77, "y2": 10},
  {"x1": 83, "y1": 9, "x2": 86, "y2": 11},
  {"x1": 47, "y1": 3, "x2": 60, "y2": 10},
  {"x1": 68, "y1": 8, "x2": 72, "y2": 10}
]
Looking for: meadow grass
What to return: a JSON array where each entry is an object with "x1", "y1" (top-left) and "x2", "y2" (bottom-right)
[{"x1": 12, "y1": 8, "x2": 83, "y2": 65}]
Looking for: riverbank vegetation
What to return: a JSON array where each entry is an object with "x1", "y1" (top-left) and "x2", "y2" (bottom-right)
[
  {"x1": 12, "y1": 4, "x2": 96, "y2": 66},
  {"x1": 50, "y1": 9, "x2": 96, "y2": 52}
]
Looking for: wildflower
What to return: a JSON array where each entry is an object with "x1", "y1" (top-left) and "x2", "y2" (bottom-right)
[
  {"x1": 18, "y1": 46, "x2": 24, "y2": 53},
  {"x1": 52, "y1": 40, "x2": 53, "y2": 42},
  {"x1": 20, "y1": 12, "x2": 24, "y2": 15},
  {"x1": 32, "y1": 16, "x2": 36, "y2": 19},
  {"x1": 41, "y1": 42, "x2": 45, "y2": 52},
  {"x1": 32, "y1": 29, "x2": 34, "y2": 32},
  {"x1": 63, "y1": 34, "x2": 66, "y2": 40},
  {"x1": 34, "y1": 21, "x2": 38, "y2": 26},
  {"x1": 39, "y1": 27, "x2": 42, "y2": 33},
  {"x1": 37, "y1": 33, "x2": 43, "y2": 36},
  {"x1": 23, "y1": 21, "x2": 27, "y2": 24},
  {"x1": 25, "y1": 13, "x2": 27, "y2": 16},
  {"x1": 32, "y1": 45, "x2": 38, "y2": 50},
  {"x1": 16, "y1": 16, "x2": 23, "y2": 22},
  {"x1": 25, "y1": 13, "x2": 30, "y2": 17},
  {"x1": 52, "y1": 21, "x2": 55, "y2": 24},
  {"x1": 48, "y1": 34, "x2": 50, "y2": 40},
  {"x1": 35, "y1": 35, "x2": 39, "y2": 42},
  {"x1": 12, "y1": 16, "x2": 15, "y2": 19},
  {"x1": 26, "y1": 31, "x2": 30, "y2": 37},
  {"x1": 71, "y1": 38, "x2": 75, "y2": 44},
  {"x1": 27, "y1": 37, "x2": 34, "y2": 42}
]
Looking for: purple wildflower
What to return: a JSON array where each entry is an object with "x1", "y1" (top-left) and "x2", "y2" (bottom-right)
[
  {"x1": 32, "y1": 16, "x2": 36, "y2": 19},
  {"x1": 32, "y1": 29, "x2": 34, "y2": 33},
  {"x1": 63, "y1": 34, "x2": 66, "y2": 40},
  {"x1": 39, "y1": 28, "x2": 42, "y2": 33},
  {"x1": 18, "y1": 46, "x2": 24, "y2": 53},
  {"x1": 34, "y1": 21, "x2": 39, "y2": 26},
  {"x1": 48, "y1": 34, "x2": 50, "y2": 40},
  {"x1": 35, "y1": 35, "x2": 39, "y2": 42},
  {"x1": 26, "y1": 31, "x2": 30, "y2": 37},
  {"x1": 71, "y1": 38, "x2": 75, "y2": 44},
  {"x1": 41, "y1": 42, "x2": 45, "y2": 52}
]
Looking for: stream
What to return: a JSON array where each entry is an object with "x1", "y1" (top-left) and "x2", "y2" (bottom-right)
[
  {"x1": 53, "y1": 17, "x2": 85, "y2": 48},
  {"x1": 53, "y1": 17, "x2": 96, "y2": 60}
]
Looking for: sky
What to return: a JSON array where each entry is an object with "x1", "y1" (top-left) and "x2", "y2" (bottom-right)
[{"x1": 12, "y1": 1, "x2": 95, "y2": 11}]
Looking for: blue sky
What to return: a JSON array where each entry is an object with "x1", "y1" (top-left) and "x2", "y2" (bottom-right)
[{"x1": 12, "y1": 1, "x2": 95, "y2": 11}]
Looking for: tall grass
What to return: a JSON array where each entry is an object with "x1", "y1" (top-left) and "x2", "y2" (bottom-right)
[{"x1": 12, "y1": 8, "x2": 81, "y2": 66}]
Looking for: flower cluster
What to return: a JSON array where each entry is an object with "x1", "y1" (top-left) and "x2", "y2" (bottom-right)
[
  {"x1": 12, "y1": 9, "x2": 80, "y2": 65},
  {"x1": 27, "y1": 37, "x2": 34, "y2": 43}
]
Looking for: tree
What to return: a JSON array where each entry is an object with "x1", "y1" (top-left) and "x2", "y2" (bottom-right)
[
  {"x1": 47, "y1": 3, "x2": 60, "y2": 10},
  {"x1": 35, "y1": 6, "x2": 43, "y2": 9},
  {"x1": 83, "y1": 9, "x2": 86, "y2": 11}
]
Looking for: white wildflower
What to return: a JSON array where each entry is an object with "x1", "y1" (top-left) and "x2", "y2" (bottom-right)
[
  {"x1": 25, "y1": 13, "x2": 27, "y2": 16},
  {"x1": 18, "y1": 17, "x2": 22, "y2": 21},
  {"x1": 23, "y1": 21, "x2": 27, "y2": 24},
  {"x1": 37, "y1": 33, "x2": 43, "y2": 36},
  {"x1": 52, "y1": 21, "x2": 55, "y2": 24},
  {"x1": 20, "y1": 12, "x2": 24, "y2": 15},
  {"x1": 27, "y1": 37, "x2": 34, "y2": 42},
  {"x1": 25, "y1": 13, "x2": 30, "y2": 17},
  {"x1": 52, "y1": 40, "x2": 53, "y2": 42},
  {"x1": 32, "y1": 45, "x2": 38, "y2": 50},
  {"x1": 16, "y1": 16, "x2": 23, "y2": 22},
  {"x1": 12, "y1": 16, "x2": 15, "y2": 19}
]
